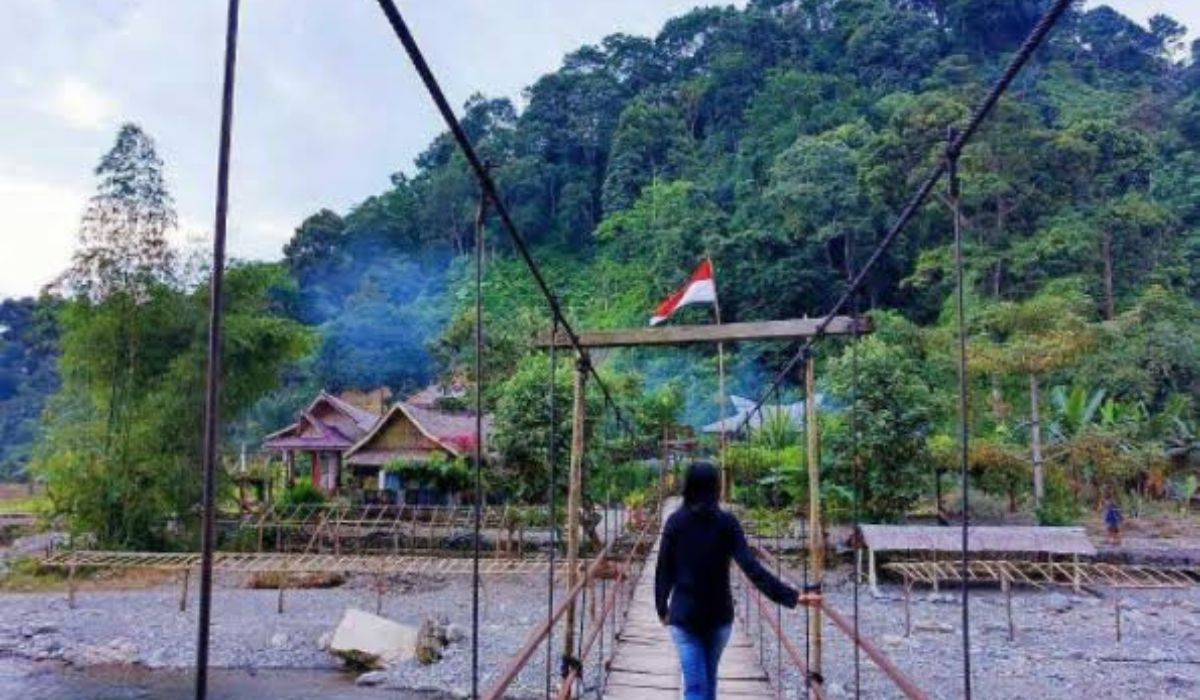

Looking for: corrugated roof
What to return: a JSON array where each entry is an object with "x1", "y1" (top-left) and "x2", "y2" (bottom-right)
[{"x1": 858, "y1": 524, "x2": 1096, "y2": 556}]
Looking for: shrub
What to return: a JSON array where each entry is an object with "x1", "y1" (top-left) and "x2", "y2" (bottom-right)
[{"x1": 281, "y1": 482, "x2": 325, "y2": 507}]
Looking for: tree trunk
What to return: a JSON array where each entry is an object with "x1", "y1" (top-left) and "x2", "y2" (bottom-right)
[
  {"x1": 1101, "y1": 230, "x2": 1116, "y2": 320},
  {"x1": 1030, "y1": 374, "x2": 1045, "y2": 508}
]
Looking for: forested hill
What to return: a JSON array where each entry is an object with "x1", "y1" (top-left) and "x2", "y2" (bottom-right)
[
  {"x1": 276, "y1": 0, "x2": 1199, "y2": 406},
  {"x1": 3, "y1": 0, "x2": 1200, "y2": 487}
]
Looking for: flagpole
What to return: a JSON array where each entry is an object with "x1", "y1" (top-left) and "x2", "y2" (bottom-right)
[{"x1": 709, "y1": 255, "x2": 730, "y2": 502}]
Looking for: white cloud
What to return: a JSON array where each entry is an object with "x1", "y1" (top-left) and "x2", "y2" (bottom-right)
[
  {"x1": 0, "y1": 173, "x2": 86, "y2": 298},
  {"x1": 41, "y1": 77, "x2": 118, "y2": 131}
]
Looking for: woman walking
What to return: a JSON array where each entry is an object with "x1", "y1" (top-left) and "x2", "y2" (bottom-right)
[{"x1": 655, "y1": 462, "x2": 806, "y2": 700}]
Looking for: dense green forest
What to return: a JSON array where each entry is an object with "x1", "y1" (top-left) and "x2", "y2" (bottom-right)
[{"x1": 2, "y1": 1, "x2": 1199, "y2": 543}]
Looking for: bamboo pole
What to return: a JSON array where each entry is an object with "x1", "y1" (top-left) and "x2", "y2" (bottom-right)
[
  {"x1": 563, "y1": 359, "x2": 587, "y2": 663},
  {"x1": 711, "y1": 255, "x2": 729, "y2": 501},
  {"x1": 806, "y1": 353, "x2": 824, "y2": 679}
]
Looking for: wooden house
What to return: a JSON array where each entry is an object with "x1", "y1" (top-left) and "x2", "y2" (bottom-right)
[
  {"x1": 344, "y1": 401, "x2": 492, "y2": 505},
  {"x1": 261, "y1": 391, "x2": 382, "y2": 494},
  {"x1": 261, "y1": 386, "x2": 491, "y2": 502}
]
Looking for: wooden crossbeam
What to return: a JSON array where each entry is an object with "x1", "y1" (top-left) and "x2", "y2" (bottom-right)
[
  {"x1": 41, "y1": 550, "x2": 571, "y2": 577},
  {"x1": 884, "y1": 559, "x2": 1200, "y2": 589},
  {"x1": 535, "y1": 316, "x2": 872, "y2": 349}
]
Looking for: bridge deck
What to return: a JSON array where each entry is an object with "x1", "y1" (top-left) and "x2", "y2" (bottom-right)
[{"x1": 604, "y1": 504, "x2": 775, "y2": 699}]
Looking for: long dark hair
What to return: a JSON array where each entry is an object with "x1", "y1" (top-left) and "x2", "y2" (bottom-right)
[{"x1": 682, "y1": 461, "x2": 720, "y2": 512}]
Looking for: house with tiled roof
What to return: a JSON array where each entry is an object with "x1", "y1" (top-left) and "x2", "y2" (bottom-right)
[
  {"x1": 344, "y1": 401, "x2": 493, "y2": 504},
  {"x1": 262, "y1": 387, "x2": 491, "y2": 502},
  {"x1": 262, "y1": 391, "x2": 383, "y2": 494}
]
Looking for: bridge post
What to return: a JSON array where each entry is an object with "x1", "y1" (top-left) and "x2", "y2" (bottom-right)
[
  {"x1": 563, "y1": 358, "x2": 588, "y2": 667},
  {"x1": 806, "y1": 353, "x2": 824, "y2": 680}
]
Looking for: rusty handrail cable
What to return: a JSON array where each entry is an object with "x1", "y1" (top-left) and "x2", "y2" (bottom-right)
[
  {"x1": 483, "y1": 517, "x2": 655, "y2": 700},
  {"x1": 755, "y1": 546, "x2": 929, "y2": 700},
  {"x1": 737, "y1": 566, "x2": 827, "y2": 700},
  {"x1": 555, "y1": 514, "x2": 655, "y2": 700}
]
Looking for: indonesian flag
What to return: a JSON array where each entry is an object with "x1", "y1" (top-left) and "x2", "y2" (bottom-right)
[{"x1": 649, "y1": 259, "x2": 717, "y2": 326}]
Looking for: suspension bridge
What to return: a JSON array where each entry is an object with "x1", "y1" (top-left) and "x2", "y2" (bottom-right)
[{"x1": 130, "y1": 0, "x2": 1092, "y2": 697}]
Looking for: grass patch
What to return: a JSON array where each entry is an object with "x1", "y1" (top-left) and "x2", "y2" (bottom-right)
[
  {"x1": 0, "y1": 495, "x2": 50, "y2": 515},
  {"x1": 0, "y1": 556, "x2": 70, "y2": 593}
]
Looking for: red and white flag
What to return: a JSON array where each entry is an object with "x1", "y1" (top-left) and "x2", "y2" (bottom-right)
[{"x1": 649, "y1": 259, "x2": 718, "y2": 326}]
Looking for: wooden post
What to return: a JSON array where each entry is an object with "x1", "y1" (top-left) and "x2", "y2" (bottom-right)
[
  {"x1": 180, "y1": 569, "x2": 191, "y2": 613},
  {"x1": 903, "y1": 577, "x2": 912, "y2": 637},
  {"x1": 277, "y1": 578, "x2": 286, "y2": 614},
  {"x1": 1072, "y1": 554, "x2": 1081, "y2": 594},
  {"x1": 67, "y1": 564, "x2": 77, "y2": 609},
  {"x1": 805, "y1": 353, "x2": 824, "y2": 679},
  {"x1": 1002, "y1": 576, "x2": 1014, "y2": 641},
  {"x1": 1114, "y1": 593, "x2": 1122, "y2": 642},
  {"x1": 563, "y1": 358, "x2": 588, "y2": 663},
  {"x1": 869, "y1": 547, "x2": 878, "y2": 596}
]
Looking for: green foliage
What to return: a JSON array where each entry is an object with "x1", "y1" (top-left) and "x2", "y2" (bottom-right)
[
  {"x1": 826, "y1": 314, "x2": 940, "y2": 521},
  {"x1": 280, "y1": 482, "x2": 325, "y2": 508},
  {"x1": 385, "y1": 453, "x2": 471, "y2": 493},
  {"x1": 1037, "y1": 468, "x2": 1081, "y2": 526},
  {"x1": 11, "y1": 1, "x2": 1200, "y2": 545},
  {"x1": 36, "y1": 258, "x2": 311, "y2": 549}
]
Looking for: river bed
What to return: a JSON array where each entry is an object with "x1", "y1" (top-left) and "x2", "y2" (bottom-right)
[{"x1": 0, "y1": 657, "x2": 423, "y2": 700}]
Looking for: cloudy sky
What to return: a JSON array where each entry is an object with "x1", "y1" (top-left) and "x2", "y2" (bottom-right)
[{"x1": 0, "y1": 1, "x2": 1194, "y2": 299}]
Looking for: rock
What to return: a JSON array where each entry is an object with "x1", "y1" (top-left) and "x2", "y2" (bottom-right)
[
  {"x1": 415, "y1": 618, "x2": 447, "y2": 665},
  {"x1": 1044, "y1": 593, "x2": 1073, "y2": 613},
  {"x1": 317, "y1": 631, "x2": 334, "y2": 650},
  {"x1": 914, "y1": 620, "x2": 954, "y2": 633},
  {"x1": 355, "y1": 671, "x2": 390, "y2": 686},
  {"x1": 269, "y1": 632, "x2": 291, "y2": 650},
  {"x1": 69, "y1": 638, "x2": 139, "y2": 666},
  {"x1": 21, "y1": 622, "x2": 57, "y2": 637},
  {"x1": 444, "y1": 623, "x2": 467, "y2": 644},
  {"x1": 328, "y1": 608, "x2": 418, "y2": 670}
]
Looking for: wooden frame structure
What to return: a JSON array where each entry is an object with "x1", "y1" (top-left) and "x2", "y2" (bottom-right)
[{"x1": 535, "y1": 315, "x2": 870, "y2": 677}]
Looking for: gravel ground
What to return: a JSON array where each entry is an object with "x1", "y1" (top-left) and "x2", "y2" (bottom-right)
[
  {"x1": 0, "y1": 571, "x2": 579, "y2": 698},
  {"x1": 4, "y1": 556, "x2": 1200, "y2": 699},
  {"x1": 739, "y1": 568, "x2": 1200, "y2": 699}
]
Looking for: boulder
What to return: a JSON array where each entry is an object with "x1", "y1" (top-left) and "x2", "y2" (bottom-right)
[
  {"x1": 355, "y1": 671, "x2": 390, "y2": 687},
  {"x1": 328, "y1": 608, "x2": 418, "y2": 670},
  {"x1": 415, "y1": 618, "x2": 446, "y2": 665},
  {"x1": 914, "y1": 620, "x2": 954, "y2": 634},
  {"x1": 444, "y1": 623, "x2": 467, "y2": 644},
  {"x1": 69, "y1": 638, "x2": 139, "y2": 666}
]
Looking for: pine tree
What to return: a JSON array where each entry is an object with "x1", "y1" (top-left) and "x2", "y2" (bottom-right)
[{"x1": 68, "y1": 123, "x2": 177, "y2": 300}]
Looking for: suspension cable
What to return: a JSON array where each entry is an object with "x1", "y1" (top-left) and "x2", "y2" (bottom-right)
[
  {"x1": 733, "y1": 0, "x2": 1074, "y2": 434},
  {"x1": 370, "y1": 0, "x2": 638, "y2": 439},
  {"x1": 545, "y1": 314, "x2": 559, "y2": 700},
  {"x1": 470, "y1": 186, "x2": 488, "y2": 700},
  {"x1": 849, "y1": 234, "x2": 863, "y2": 700},
  {"x1": 195, "y1": 1, "x2": 240, "y2": 698},
  {"x1": 948, "y1": 129, "x2": 973, "y2": 698}
]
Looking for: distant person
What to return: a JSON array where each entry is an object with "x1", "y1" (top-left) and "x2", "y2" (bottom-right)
[
  {"x1": 1104, "y1": 498, "x2": 1123, "y2": 546},
  {"x1": 655, "y1": 462, "x2": 810, "y2": 700}
]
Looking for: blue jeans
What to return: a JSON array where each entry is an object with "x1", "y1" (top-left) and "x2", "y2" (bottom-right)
[{"x1": 669, "y1": 624, "x2": 732, "y2": 700}]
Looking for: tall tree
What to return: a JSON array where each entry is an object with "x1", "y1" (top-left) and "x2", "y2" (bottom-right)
[{"x1": 66, "y1": 123, "x2": 177, "y2": 300}]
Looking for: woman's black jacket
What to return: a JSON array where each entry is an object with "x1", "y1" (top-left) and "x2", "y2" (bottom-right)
[{"x1": 654, "y1": 504, "x2": 799, "y2": 631}]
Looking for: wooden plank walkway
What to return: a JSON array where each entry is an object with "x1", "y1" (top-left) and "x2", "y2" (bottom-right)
[{"x1": 604, "y1": 502, "x2": 775, "y2": 699}]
